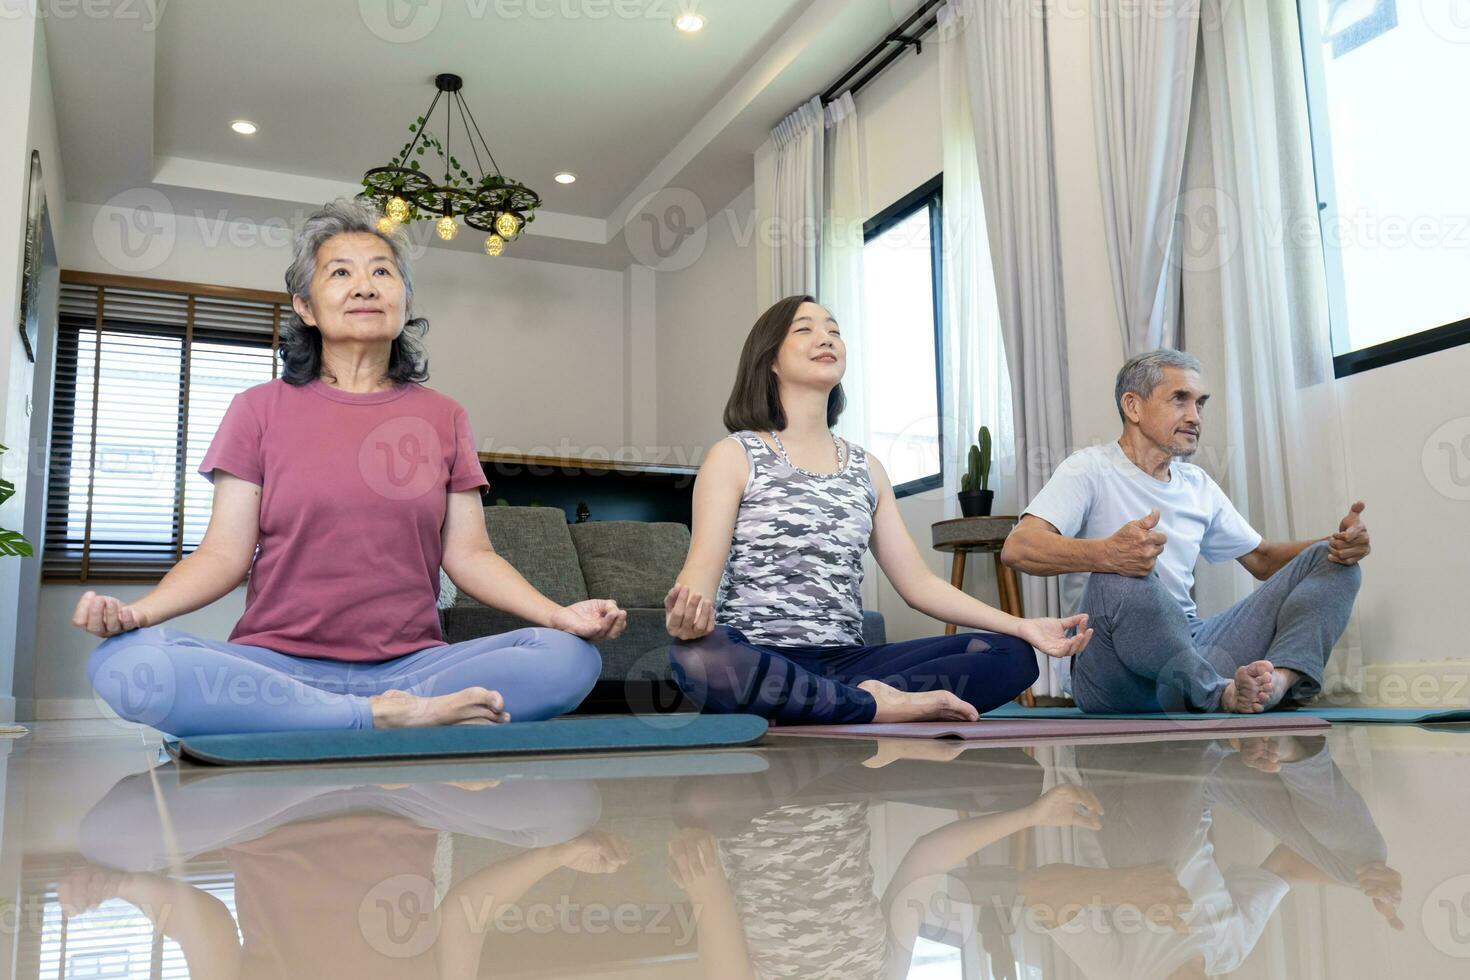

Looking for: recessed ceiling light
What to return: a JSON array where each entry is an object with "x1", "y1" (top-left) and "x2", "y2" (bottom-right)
[
  {"x1": 674, "y1": 12, "x2": 705, "y2": 33},
  {"x1": 554, "y1": 171, "x2": 577, "y2": 184},
  {"x1": 231, "y1": 119, "x2": 258, "y2": 135}
]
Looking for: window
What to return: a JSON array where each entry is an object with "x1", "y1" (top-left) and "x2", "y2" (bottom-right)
[
  {"x1": 862, "y1": 175, "x2": 944, "y2": 496},
  {"x1": 1297, "y1": 0, "x2": 1470, "y2": 376},
  {"x1": 18, "y1": 859, "x2": 238, "y2": 979},
  {"x1": 45, "y1": 274, "x2": 287, "y2": 581}
]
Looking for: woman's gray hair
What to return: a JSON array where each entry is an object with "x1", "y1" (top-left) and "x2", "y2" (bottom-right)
[
  {"x1": 278, "y1": 197, "x2": 429, "y2": 385},
  {"x1": 1114, "y1": 348, "x2": 1201, "y2": 422}
]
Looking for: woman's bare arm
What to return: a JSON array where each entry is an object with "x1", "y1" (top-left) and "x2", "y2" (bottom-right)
[
  {"x1": 73, "y1": 471, "x2": 262, "y2": 635},
  {"x1": 665, "y1": 438, "x2": 747, "y2": 640}
]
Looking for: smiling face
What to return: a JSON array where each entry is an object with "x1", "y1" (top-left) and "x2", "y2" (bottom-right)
[
  {"x1": 771, "y1": 301, "x2": 844, "y2": 391},
  {"x1": 291, "y1": 232, "x2": 407, "y2": 346},
  {"x1": 1124, "y1": 366, "x2": 1209, "y2": 458}
]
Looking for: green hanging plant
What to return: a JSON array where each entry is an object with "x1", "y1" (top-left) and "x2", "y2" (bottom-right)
[{"x1": 0, "y1": 443, "x2": 34, "y2": 558}]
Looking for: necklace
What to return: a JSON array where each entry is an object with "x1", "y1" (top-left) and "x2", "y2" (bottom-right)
[{"x1": 769, "y1": 429, "x2": 847, "y2": 477}]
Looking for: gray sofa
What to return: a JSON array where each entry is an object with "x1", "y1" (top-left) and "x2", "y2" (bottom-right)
[{"x1": 439, "y1": 505, "x2": 886, "y2": 712}]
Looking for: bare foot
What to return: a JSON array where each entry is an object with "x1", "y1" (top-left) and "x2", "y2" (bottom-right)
[
  {"x1": 1264, "y1": 667, "x2": 1301, "y2": 709},
  {"x1": 1219, "y1": 662, "x2": 1274, "y2": 714},
  {"x1": 858, "y1": 679, "x2": 980, "y2": 724},
  {"x1": 370, "y1": 687, "x2": 510, "y2": 728}
]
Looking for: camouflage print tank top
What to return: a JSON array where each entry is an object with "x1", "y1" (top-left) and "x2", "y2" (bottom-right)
[{"x1": 715, "y1": 430, "x2": 877, "y2": 648}]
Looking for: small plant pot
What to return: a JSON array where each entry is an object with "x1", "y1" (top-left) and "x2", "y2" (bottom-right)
[{"x1": 958, "y1": 489, "x2": 994, "y2": 517}]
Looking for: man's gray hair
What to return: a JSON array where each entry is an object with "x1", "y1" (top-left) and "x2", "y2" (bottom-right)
[{"x1": 1114, "y1": 349, "x2": 1201, "y2": 422}]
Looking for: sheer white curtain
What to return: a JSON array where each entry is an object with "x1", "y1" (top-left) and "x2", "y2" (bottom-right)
[
  {"x1": 823, "y1": 91, "x2": 871, "y2": 451},
  {"x1": 1183, "y1": 0, "x2": 1362, "y2": 693},
  {"x1": 946, "y1": 0, "x2": 1073, "y2": 697},
  {"x1": 1093, "y1": 0, "x2": 1201, "y2": 354},
  {"x1": 938, "y1": 6, "x2": 1013, "y2": 525},
  {"x1": 769, "y1": 96, "x2": 825, "y2": 297}
]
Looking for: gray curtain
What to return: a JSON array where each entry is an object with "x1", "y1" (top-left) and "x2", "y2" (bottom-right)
[
  {"x1": 951, "y1": 0, "x2": 1073, "y2": 694},
  {"x1": 769, "y1": 96, "x2": 825, "y2": 298},
  {"x1": 1093, "y1": 0, "x2": 1201, "y2": 355}
]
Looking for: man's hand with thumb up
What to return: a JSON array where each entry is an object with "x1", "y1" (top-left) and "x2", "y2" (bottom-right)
[{"x1": 1107, "y1": 508, "x2": 1168, "y2": 577}]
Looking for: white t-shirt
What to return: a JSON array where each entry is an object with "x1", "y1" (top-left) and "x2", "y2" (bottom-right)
[{"x1": 1023, "y1": 442, "x2": 1262, "y2": 625}]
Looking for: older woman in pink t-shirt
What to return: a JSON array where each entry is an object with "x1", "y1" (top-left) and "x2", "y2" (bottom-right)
[{"x1": 75, "y1": 198, "x2": 624, "y2": 736}]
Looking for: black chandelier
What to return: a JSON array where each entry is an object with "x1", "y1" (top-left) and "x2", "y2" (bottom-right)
[{"x1": 360, "y1": 72, "x2": 541, "y2": 256}]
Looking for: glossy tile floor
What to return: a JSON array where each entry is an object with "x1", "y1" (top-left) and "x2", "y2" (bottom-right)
[{"x1": 3, "y1": 720, "x2": 1469, "y2": 978}]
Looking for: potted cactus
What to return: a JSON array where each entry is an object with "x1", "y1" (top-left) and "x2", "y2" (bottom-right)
[
  {"x1": 958, "y1": 426, "x2": 994, "y2": 517},
  {"x1": 0, "y1": 443, "x2": 34, "y2": 558}
]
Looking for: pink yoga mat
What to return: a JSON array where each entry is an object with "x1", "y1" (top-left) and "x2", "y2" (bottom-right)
[{"x1": 770, "y1": 714, "x2": 1330, "y2": 743}]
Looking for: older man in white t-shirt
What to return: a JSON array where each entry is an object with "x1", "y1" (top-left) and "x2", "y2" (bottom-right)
[{"x1": 1001, "y1": 350, "x2": 1369, "y2": 714}]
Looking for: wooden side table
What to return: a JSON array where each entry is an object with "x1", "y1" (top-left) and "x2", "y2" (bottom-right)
[{"x1": 931, "y1": 515, "x2": 1035, "y2": 707}]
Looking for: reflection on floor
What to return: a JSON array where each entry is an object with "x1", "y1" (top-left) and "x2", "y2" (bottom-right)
[{"x1": 3, "y1": 720, "x2": 1469, "y2": 978}]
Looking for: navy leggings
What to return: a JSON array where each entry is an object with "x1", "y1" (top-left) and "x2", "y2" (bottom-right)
[{"x1": 669, "y1": 625, "x2": 1039, "y2": 724}]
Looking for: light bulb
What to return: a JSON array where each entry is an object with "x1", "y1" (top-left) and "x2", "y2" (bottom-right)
[
  {"x1": 386, "y1": 196, "x2": 410, "y2": 222},
  {"x1": 376, "y1": 215, "x2": 398, "y2": 234},
  {"x1": 495, "y1": 212, "x2": 520, "y2": 238},
  {"x1": 485, "y1": 234, "x2": 504, "y2": 256},
  {"x1": 675, "y1": 12, "x2": 705, "y2": 33},
  {"x1": 436, "y1": 215, "x2": 459, "y2": 240}
]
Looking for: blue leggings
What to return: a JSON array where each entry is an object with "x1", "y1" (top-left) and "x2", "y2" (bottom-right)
[
  {"x1": 669, "y1": 625, "x2": 1039, "y2": 725},
  {"x1": 88, "y1": 625, "x2": 602, "y2": 737}
]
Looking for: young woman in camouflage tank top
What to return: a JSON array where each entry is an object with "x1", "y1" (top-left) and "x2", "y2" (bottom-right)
[{"x1": 664, "y1": 296, "x2": 1094, "y2": 725}]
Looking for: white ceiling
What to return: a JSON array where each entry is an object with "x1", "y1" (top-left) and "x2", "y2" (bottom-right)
[{"x1": 47, "y1": 0, "x2": 926, "y2": 269}]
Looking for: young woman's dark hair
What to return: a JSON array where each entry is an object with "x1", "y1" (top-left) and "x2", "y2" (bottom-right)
[{"x1": 722, "y1": 294, "x2": 846, "y2": 433}]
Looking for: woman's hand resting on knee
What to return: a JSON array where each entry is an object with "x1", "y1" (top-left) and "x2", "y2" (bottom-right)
[
  {"x1": 664, "y1": 583, "x2": 715, "y2": 641},
  {"x1": 72, "y1": 590, "x2": 151, "y2": 638},
  {"x1": 1018, "y1": 613, "x2": 1094, "y2": 659}
]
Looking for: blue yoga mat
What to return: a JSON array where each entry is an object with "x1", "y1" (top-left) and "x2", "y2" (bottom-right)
[
  {"x1": 168, "y1": 714, "x2": 767, "y2": 766},
  {"x1": 986, "y1": 704, "x2": 1470, "y2": 725}
]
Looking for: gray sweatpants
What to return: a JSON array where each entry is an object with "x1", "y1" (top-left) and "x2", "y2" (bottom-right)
[{"x1": 1071, "y1": 540, "x2": 1361, "y2": 712}]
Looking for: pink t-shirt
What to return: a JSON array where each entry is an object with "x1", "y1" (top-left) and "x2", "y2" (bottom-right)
[{"x1": 199, "y1": 378, "x2": 489, "y2": 662}]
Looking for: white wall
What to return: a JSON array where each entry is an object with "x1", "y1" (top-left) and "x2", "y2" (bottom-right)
[
  {"x1": 1, "y1": 14, "x2": 68, "y2": 722},
  {"x1": 655, "y1": 184, "x2": 759, "y2": 463}
]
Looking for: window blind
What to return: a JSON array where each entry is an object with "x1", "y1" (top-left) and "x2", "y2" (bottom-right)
[{"x1": 45, "y1": 274, "x2": 289, "y2": 581}]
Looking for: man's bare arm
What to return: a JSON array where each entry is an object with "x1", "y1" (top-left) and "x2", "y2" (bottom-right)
[{"x1": 1002, "y1": 513, "x2": 1165, "y2": 578}]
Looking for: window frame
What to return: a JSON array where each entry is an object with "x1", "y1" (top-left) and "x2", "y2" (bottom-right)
[
  {"x1": 861, "y1": 173, "x2": 946, "y2": 499},
  {"x1": 1295, "y1": 0, "x2": 1470, "y2": 378},
  {"x1": 45, "y1": 272, "x2": 285, "y2": 582}
]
